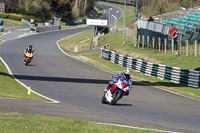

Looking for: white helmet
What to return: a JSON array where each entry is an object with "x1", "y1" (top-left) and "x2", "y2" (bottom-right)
[{"x1": 123, "y1": 68, "x2": 130, "y2": 78}]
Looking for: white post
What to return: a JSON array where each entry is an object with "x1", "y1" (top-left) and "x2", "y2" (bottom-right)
[{"x1": 109, "y1": 8, "x2": 112, "y2": 27}]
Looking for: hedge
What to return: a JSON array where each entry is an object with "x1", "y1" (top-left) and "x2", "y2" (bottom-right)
[
  {"x1": 0, "y1": 13, "x2": 43, "y2": 23},
  {"x1": 0, "y1": 13, "x2": 22, "y2": 21}
]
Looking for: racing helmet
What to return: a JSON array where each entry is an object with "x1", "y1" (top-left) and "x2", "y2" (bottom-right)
[
  {"x1": 123, "y1": 68, "x2": 130, "y2": 79},
  {"x1": 28, "y1": 45, "x2": 32, "y2": 53}
]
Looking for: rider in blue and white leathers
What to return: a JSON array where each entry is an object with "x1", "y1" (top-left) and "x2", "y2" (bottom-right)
[{"x1": 104, "y1": 68, "x2": 132, "y2": 95}]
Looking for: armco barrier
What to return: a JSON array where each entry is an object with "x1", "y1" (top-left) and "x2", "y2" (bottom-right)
[
  {"x1": 101, "y1": 49, "x2": 200, "y2": 88},
  {"x1": 36, "y1": 26, "x2": 61, "y2": 33}
]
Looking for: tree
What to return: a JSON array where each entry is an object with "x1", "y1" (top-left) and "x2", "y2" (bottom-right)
[{"x1": 5, "y1": 0, "x2": 18, "y2": 12}]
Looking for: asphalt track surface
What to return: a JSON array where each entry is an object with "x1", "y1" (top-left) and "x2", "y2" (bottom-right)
[{"x1": 0, "y1": 4, "x2": 200, "y2": 133}]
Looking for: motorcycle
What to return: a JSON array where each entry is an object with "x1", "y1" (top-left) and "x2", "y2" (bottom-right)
[
  {"x1": 24, "y1": 51, "x2": 33, "y2": 65},
  {"x1": 101, "y1": 76, "x2": 132, "y2": 105}
]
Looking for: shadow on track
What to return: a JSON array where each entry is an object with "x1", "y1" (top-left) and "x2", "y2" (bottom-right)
[
  {"x1": 0, "y1": 72, "x2": 183, "y2": 87},
  {"x1": 13, "y1": 74, "x2": 109, "y2": 84},
  {"x1": 114, "y1": 103, "x2": 133, "y2": 106}
]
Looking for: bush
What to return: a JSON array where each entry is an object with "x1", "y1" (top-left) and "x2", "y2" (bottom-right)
[
  {"x1": 7, "y1": 14, "x2": 22, "y2": 21},
  {"x1": 22, "y1": 15, "x2": 44, "y2": 23},
  {"x1": 0, "y1": 13, "x2": 22, "y2": 21},
  {"x1": 0, "y1": 13, "x2": 9, "y2": 19},
  {"x1": 0, "y1": 13, "x2": 44, "y2": 23}
]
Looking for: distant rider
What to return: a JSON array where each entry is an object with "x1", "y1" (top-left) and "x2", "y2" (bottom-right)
[
  {"x1": 24, "y1": 45, "x2": 35, "y2": 61},
  {"x1": 104, "y1": 68, "x2": 132, "y2": 95}
]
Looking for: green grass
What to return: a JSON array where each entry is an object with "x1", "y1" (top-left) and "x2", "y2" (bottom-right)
[
  {"x1": 98, "y1": 31, "x2": 200, "y2": 70},
  {"x1": 0, "y1": 112, "x2": 163, "y2": 133},
  {"x1": 0, "y1": 18, "x2": 23, "y2": 26},
  {"x1": 0, "y1": 60, "x2": 49, "y2": 101},
  {"x1": 59, "y1": 30, "x2": 93, "y2": 53}
]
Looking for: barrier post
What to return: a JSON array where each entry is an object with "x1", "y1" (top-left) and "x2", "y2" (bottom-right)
[
  {"x1": 147, "y1": 36, "x2": 149, "y2": 48},
  {"x1": 186, "y1": 40, "x2": 188, "y2": 56},
  {"x1": 142, "y1": 35, "x2": 144, "y2": 48},
  {"x1": 153, "y1": 37, "x2": 155, "y2": 49},
  {"x1": 195, "y1": 40, "x2": 197, "y2": 57},
  {"x1": 159, "y1": 37, "x2": 161, "y2": 52},
  {"x1": 164, "y1": 38, "x2": 167, "y2": 54},
  {"x1": 172, "y1": 38, "x2": 174, "y2": 54},
  {"x1": 138, "y1": 35, "x2": 140, "y2": 48}
]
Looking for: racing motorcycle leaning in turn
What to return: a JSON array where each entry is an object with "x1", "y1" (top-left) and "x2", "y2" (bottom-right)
[{"x1": 102, "y1": 69, "x2": 132, "y2": 105}]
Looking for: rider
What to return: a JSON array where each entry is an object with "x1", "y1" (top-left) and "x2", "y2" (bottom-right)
[
  {"x1": 24, "y1": 45, "x2": 35, "y2": 60},
  {"x1": 104, "y1": 68, "x2": 132, "y2": 95}
]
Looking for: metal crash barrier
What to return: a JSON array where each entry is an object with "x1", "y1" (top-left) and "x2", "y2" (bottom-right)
[{"x1": 101, "y1": 49, "x2": 200, "y2": 88}]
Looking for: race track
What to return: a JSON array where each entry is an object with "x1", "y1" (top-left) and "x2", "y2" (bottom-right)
[{"x1": 0, "y1": 4, "x2": 200, "y2": 133}]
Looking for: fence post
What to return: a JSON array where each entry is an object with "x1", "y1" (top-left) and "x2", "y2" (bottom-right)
[
  {"x1": 147, "y1": 36, "x2": 149, "y2": 48},
  {"x1": 179, "y1": 37, "x2": 182, "y2": 55},
  {"x1": 172, "y1": 38, "x2": 174, "y2": 54},
  {"x1": 133, "y1": 29, "x2": 135, "y2": 47},
  {"x1": 138, "y1": 35, "x2": 140, "y2": 48},
  {"x1": 186, "y1": 40, "x2": 188, "y2": 56},
  {"x1": 158, "y1": 37, "x2": 161, "y2": 52},
  {"x1": 195, "y1": 40, "x2": 197, "y2": 57},
  {"x1": 164, "y1": 38, "x2": 167, "y2": 54},
  {"x1": 152, "y1": 37, "x2": 155, "y2": 49},
  {"x1": 142, "y1": 35, "x2": 144, "y2": 48}
]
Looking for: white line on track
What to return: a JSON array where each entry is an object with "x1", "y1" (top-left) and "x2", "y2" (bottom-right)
[
  {"x1": 0, "y1": 57, "x2": 59, "y2": 103},
  {"x1": 96, "y1": 122, "x2": 181, "y2": 133}
]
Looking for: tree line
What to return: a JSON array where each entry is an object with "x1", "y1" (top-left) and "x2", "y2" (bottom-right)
[
  {"x1": 5, "y1": 0, "x2": 96, "y2": 22},
  {"x1": 138, "y1": 0, "x2": 200, "y2": 16},
  {"x1": 105, "y1": 0, "x2": 200, "y2": 17}
]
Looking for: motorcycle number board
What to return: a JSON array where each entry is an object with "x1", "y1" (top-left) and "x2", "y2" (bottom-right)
[{"x1": 86, "y1": 19, "x2": 108, "y2": 26}]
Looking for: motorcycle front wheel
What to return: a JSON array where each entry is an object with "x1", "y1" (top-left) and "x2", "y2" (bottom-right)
[
  {"x1": 101, "y1": 94, "x2": 107, "y2": 104},
  {"x1": 111, "y1": 92, "x2": 121, "y2": 105},
  {"x1": 25, "y1": 59, "x2": 29, "y2": 65}
]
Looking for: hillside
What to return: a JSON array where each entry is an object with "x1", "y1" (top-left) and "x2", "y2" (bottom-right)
[{"x1": 104, "y1": 0, "x2": 200, "y2": 17}]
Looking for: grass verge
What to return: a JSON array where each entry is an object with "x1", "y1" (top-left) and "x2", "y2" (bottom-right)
[
  {"x1": 0, "y1": 60, "x2": 49, "y2": 101},
  {"x1": 0, "y1": 112, "x2": 163, "y2": 133},
  {"x1": 98, "y1": 31, "x2": 200, "y2": 70},
  {"x1": 0, "y1": 30, "x2": 9, "y2": 37},
  {"x1": 0, "y1": 18, "x2": 23, "y2": 26},
  {"x1": 59, "y1": 30, "x2": 93, "y2": 53}
]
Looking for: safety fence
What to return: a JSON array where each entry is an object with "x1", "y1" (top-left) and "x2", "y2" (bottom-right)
[
  {"x1": 101, "y1": 48, "x2": 200, "y2": 88},
  {"x1": 35, "y1": 26, "x2": 61, "y2": 33}
]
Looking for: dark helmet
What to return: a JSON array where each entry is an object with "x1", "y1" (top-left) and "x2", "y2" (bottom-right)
[
  {"x1": 29, "y1": 45, "x2": 32, "y2": 49},
  {"x1": 28, "y1": 45, "x2": 32, "y2": 53},
  {"x1": 123, "y1": 68, "x2": 131, "y2": 79}
]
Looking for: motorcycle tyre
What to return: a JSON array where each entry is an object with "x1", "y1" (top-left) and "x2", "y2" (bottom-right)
[
  {"x1": 111, "y1": 92, "x2": 121, "y2": 105},
  {"x1": 101, "y1": 94, "x2": 107, "y2": 104},
  {"x1": 25, "y1": 60, "x2": 29, "y2": 66}
]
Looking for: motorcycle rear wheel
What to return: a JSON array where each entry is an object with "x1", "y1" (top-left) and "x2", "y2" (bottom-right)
[{"x1": 111, "y1": 92, "x2": 121, "y2": 105}]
